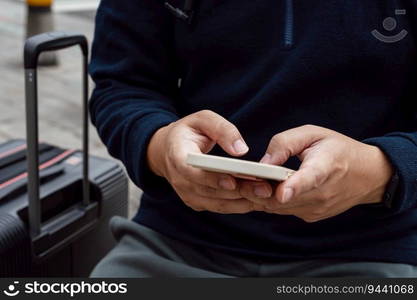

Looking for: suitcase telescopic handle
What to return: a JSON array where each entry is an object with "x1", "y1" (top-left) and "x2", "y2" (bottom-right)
[{"x1": 24, "y1": 32, "x2": 90, "y2": 239}]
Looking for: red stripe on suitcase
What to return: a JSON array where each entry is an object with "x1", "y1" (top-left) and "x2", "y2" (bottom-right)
[
  {"x1": 0, "y1": 149, "x2": 76, "y2": 190},
  {"x1": 0, "y1": 144, "x2": 27, "y2": 160},
  {"x1": 0, "y1": 140, "x2": 47, "y2": 160}
]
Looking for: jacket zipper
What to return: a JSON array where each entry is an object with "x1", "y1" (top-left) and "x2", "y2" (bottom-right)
[{"x1": 283, "y1": 0, "x2": 294, "y2": 48}]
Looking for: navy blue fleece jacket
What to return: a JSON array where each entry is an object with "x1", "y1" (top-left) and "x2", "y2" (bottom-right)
[{"x1": 89, "y1": 0, "x2": 417, "y2": 264}]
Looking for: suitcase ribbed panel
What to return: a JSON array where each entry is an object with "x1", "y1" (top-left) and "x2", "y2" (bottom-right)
[
  {"x1": 0, "y1": 214, "x2": 31, "y2": 276},
  {"x1": 94, "y1": 164, "x2": 128, "y2": 218},
  {"x1": 71, "y1": 162, "x2": 128, "y2": 276}
]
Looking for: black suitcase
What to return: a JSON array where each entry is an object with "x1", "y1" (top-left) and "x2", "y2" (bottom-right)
[{"x1": 0, "y1": 32, "x2": 128, "y2": 277}]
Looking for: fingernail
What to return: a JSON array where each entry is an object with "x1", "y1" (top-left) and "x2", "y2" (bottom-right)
[
  {"x1": 282, "y1": 187, "x2": 294, "y2": 203},
  {"x1": 219, "y1": 178, "x2": 235, "y2": 190},
  {"x1": 260, "y1": 153, "x2": 271, "y2": 164},
  {"x1": 233, "y1": 139, "x2": 249, "y2": 154},
  {"x1": 254, "y1": 185, "x2": 271, "y2": 198}
]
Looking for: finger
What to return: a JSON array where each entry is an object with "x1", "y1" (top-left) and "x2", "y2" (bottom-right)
[
  {"x1": 263, "y1": 207, "x2": 294, "y2": 215},
  {"x1": 310, "y1": 202, "x2": 353, "y2": 222},
  {"x1": 194, "y1": 183, "x2": 243, "y2": 200},
  {"x1": 267, "y1": 186, "x2": 321, "y2": 209},
  {"x1": 184, "y1": 194, "x2": 256, "y2": 214},
  {"x1": 263, "y1": 202, "x2": 316, "y2": 217},
  {"x1": 267, "y1": 198, "x2": 351, "y2": 222},
  {"x1": 204, "y1": 197, "x2": 256, "y2": 214},
  {"x1": 172, "y1": 144, "x2": 238, "y2": 190},
  {"x1": 183, "y1": 165, "x2": 238, "y2": 190},
  {"x1": 238, "y1": 180, "x2": 273, "y2": 204},
  {"x1": 260, "y1": 125, "x2": 329, "y2": 165},
  {"x1": 187, "y1": 110, "x2": 249, "y2": 156},
  {"x1": 277, "y1": 159, "x2": 331, "y2": 204}
]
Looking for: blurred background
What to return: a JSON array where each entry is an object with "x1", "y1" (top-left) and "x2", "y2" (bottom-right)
[{"x1": 0, "y1": 0, "x2": 141, "y2": 217}]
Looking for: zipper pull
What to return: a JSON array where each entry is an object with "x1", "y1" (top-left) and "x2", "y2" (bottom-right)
[{"x1": 164, "y1": 2, "x2": 193, "y2": 24}]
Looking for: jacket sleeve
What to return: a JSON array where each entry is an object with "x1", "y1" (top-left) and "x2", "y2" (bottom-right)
[
  {"x1": 363, "y1": 131, "x2": 417, "y2": 214},
  {"x1": 89, "y1": 0, "x2": 179, "y2": 193},
  {"x1": 362, "y1": 6, "x2": 417, "y2": 214},
  {"x1": 365, "y1": 1, "x2": 417, "y2": 214}
]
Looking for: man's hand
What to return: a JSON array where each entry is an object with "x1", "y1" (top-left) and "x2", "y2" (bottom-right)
[
  {"x1": 239, "y1": 125, "x2": 394, "y2": 222},
  {"x1": 147, "y1": 110, "x2": 258, "y2": 214}
]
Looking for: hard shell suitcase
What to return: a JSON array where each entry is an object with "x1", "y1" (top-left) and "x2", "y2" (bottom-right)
[{"x1": 0, "y1": 32, "x2": 128, "y2": 277}]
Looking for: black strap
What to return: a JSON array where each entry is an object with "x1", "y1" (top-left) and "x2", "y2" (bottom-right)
[
  {"x1": 0, "y1": 143, "x2": 52, "y2": 170},
  {"x1": 0, "y1": 147, "x2": 66, "y2": 185},
  {"x1": 0, "y1": 164, "x2": 65, "y2": 201}
]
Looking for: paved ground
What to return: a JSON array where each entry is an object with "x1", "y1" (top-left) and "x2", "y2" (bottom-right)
[{"x1": 0, "y1": 0, "x2": 141, "y2": 217}]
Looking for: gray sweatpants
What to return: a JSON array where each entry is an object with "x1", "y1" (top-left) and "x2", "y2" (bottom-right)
[{"x1": 90, "y1": 216, "x2": 417, "y2": 278}]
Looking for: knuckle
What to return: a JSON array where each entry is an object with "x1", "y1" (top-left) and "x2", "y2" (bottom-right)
[
  {"x1": 238, "y1": 182, "x2": 250, "y2": 196},
  {"x1": 199, "y1": 185, "x2": 216, "y2": 197},
  {"x1": 218, "y1": 201, "x2": 227, "y2": 210},
  {"x1": 166, "y1": 120, "x2": 179, "y2": 131},
  {"x1": 312, "y1": 207, "x2": 326, "y2": 217},
  {"x1": 192, "y1": 206, "x2": 205, "y2": 212},
  {"x1": 197, "y1": 109, "x2": 216, "y2": 119},
  {"x1": 214, "y1": 201, "x2": 228, "y2": 213},
  {"x1": 170, "y1": 177, "x2": 182, "y2": 188},
  {"x1": 166, "y1": 146, "x2": 175, "y2": 162},
  {"x1": 310, "y1": 167, "x2": 326, "y2": 189},
  {"x1": 305, "y1": 218, "x2": 319, "y2": 223},
  {"x1": 203, "y1": 174, "x2": 218, "y2": 189},
  {"x1": 181, "y1": 197, "x2": 193, "y2": 207},
  {"x1": 271, "y1": 133, "x2": 285, "y2": 146},
  {"x1": 334, "y1": 161, "x2": 349, "y2": 177},
  {"x1": 302, "y1": 215, "x2": 320, "y2": 223},
  {"x1": 270, "y1": 134, "x2": 291, "y2": 156},
  {"x1": 251, "y1": 202, "x2": 262, "y2": 211},
  {"x1": 302, "y1": 124, "x2": 317, "y2": 131},
  {"x1": 319, "y1": 190, "x2": 333, "y2": 202},
  {"x1": 244, "y1": 204, "x2": 255, "y2": 213},
  {"x1": 176, "y1": 163, "x2": 191, "y2": 180},
  {"x1": 240, "y1": 202, "x2": 254, "y2": 214},
  {"x1": 318, "y1": 186, "x2": 337, "y2": 203},
  {"x1": 167, "y1": 148, "x2": 182, "y2": 172},
  {"x1": 182, "y1": 197, "x2": 205, "y2": 212},
  {"x1": 214, "y1": 120, "x2": 235, "y2": 138},
  {"x1": 239, "y1": 185, "x2": 258, "y2": 202},
  {"x1": 267, "y1": 198, "x2": 281, "y2": 210}
]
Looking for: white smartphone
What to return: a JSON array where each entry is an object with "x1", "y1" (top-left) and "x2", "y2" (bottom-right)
[{"x1": 186, "y1": 153, "x2": 295, "y2": 181}]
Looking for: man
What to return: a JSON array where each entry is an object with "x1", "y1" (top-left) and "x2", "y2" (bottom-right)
[{"x1": 89, "y1": 0, "x2": 417, "y2": 277}]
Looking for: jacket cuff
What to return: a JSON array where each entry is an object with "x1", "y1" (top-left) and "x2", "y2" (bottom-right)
[
  {"x1": 363, "y1": 134, "x2": 417, "y2": 214},
  {"x1": 125, "y1": 112, "x2": 178, "y2": 196}
]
